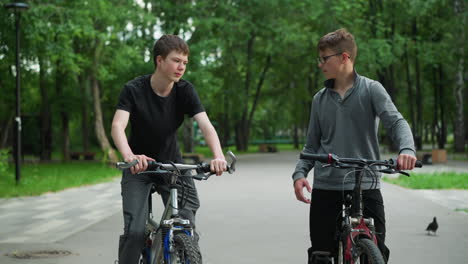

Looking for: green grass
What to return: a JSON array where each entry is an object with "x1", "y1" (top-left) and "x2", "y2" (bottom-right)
[
  {"x1": 1, "y1": 162, "x2": 119, "y2": 198},
  {"x1": 383, "y1": 172, "x2": 468, "y2": 190}
]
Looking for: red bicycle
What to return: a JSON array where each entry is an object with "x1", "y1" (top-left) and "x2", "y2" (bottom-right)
[{"x1": 300, "y1": 152, "x2": 422, "y2": 264}]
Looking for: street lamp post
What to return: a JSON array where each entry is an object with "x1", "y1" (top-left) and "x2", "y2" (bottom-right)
[{"x1": 4, "y1": 2, "x2": 29, "y2": 185}]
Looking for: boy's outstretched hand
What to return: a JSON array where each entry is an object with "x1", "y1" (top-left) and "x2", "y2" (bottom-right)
[
  {"x1": 397, "y1": 153, "x2": 417, "y2": 170},
  {"x1": 294, "y1": 178, "x2": 312, "y2": 204}
]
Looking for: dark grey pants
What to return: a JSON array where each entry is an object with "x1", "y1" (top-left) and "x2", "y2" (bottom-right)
[{"x1": 118, "y1": 169, "x2": 200, "y2": 264}]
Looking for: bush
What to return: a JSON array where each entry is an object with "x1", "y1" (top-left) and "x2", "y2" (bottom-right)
[{"x1": 0, "y1": 148, "x2": 11, "y2": 177}]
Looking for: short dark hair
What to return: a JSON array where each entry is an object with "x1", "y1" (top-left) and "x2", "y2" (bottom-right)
[
  {"x1": 317, "y1": 28, "x2": 357, "y2": 62},
  {"x1": 152, "y1": 35, "x2": 189, "y2": 67}
]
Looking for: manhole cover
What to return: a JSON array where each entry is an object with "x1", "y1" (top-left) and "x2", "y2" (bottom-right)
[{"x1": 6, "y1": 249, "x2": 73, "y2": 259}]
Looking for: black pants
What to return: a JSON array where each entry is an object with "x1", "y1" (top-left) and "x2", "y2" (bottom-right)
[
  {"x1": 309, "y1": 189, "x2": 390, "y2": 263},
  {"x1": 118, "y1": 169, "x2": 200, "y2": 264}
]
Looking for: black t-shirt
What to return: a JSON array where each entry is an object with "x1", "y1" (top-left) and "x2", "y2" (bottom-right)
[{"x1": 116, "y1": 74, "x2": 205, "y2": 162}]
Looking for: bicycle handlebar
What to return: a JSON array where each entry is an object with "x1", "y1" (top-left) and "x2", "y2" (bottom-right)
[
  {"x1": 116, "y1": 151, "x2": 237, "y2": 180},
  {"x1": 299, "y1": 152, "x2": 422, "y2": 169}
]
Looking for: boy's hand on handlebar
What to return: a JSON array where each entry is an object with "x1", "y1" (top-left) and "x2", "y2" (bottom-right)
[
  {"x1": 294, "y1": 178, "x2": 312, "y2": 204},
  {"x1": 210, "y1": 158, "x2": 227, "y2": 176},
  {"x1": 397, "y1": 154, "x2": 417, "y2": 170},
  {"x1": 125, "y1": 154, "x2": 155, "y2": 174}
]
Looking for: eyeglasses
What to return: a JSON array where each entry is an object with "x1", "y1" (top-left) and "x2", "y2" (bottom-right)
[{"x1": 317, "y1": 52, "x2": 343, "y2": 64}]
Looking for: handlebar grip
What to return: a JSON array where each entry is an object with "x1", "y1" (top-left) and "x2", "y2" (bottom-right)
[
  {"x1": 415, "y1": 160, "x2": 423, "y2": 168},
  {"x1": 199, "y1": 163, "x2": 211, "y2": 173},
  {"x1": 147, "y1": 161, "x2": 159, "y2": 171},
  {"x1": 299, "y1": 153, "x2": 330, "y2": 163},
  {"x1": 116, "y1": 159, "x2": 139, "y2": 169}
]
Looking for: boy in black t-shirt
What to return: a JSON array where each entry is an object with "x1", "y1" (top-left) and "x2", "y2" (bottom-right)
[{"x1": 111, "y1": 35, "x2": 227, "y2": 264}]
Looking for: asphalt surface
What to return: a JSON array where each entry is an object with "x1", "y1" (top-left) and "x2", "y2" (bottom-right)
[{"x1": 0, "y1": 151, "x2": 467, "y2": 263}]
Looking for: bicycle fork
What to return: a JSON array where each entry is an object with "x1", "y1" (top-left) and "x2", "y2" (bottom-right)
[
  {"x1": 146, "y1": 185, "x2": 194, "y2": 264},
  {"x1": 342, "y1": 169, "x2": 379, "y2": 262},
  {"x1": 162, "y1": 186, "x2": 195, "y2": 263}
]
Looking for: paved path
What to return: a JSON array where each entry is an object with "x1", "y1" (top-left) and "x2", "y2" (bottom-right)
[
  {"x1": 0, "y1": 179, "x2": 122, "y2": 244},
  {"x1": 0, "y1": 151, "x2": 467, "y2": 263}
]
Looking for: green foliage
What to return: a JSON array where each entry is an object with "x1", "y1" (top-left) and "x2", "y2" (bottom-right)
[
  {"x1": 0, "y1": 0, "x2": 465, "y2": 158},
  {"x1": 0, "y1": 148, "x2": 11, "y2": 178}
]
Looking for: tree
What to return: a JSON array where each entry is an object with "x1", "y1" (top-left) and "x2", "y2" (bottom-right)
[{"x1": 453, "y1": 0, "x2": 465, "y2": 152}]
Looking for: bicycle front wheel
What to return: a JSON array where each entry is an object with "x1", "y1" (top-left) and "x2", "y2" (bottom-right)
[
  {"x1": 171, "y1": 233, "x2": 202, "y2": 264},
  {"x1": 354, "y1": 238, "x2": 385, "y2": 264}
]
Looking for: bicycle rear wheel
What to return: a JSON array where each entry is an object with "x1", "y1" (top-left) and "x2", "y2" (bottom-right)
[
  {"x1": 354, "y1": 238, "x2": 385, "y2": 264},
  {"x1": 171, "y1": 233, "x2": 202, "y2": 264}
]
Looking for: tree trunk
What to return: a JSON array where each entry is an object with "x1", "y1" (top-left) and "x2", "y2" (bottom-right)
[
  {"x1": 39, "y1": 57, "x2": 52, "y2": 161},
  {"x1": 235, "y1": 120, "x2": 248, "y2": 152},
  {"x1": 78, "y1": 74, "x2": 90, "y2": 152},
  {"x1": 404, "y1": 43, "x2": 416, "y2": 130},
  {"x1": 183, "y1": 118, "x2": 194, "y2": 153},
  {"x1": 432, "y1": 66, "x2": 439, "y2": 149},
  {"x1": 293, "y1": 124, "x2": 299, "y2": 149},
  {"x1": 437, "y1": 66, "x2": 446, "y2": 149},
  {"x1": 432, "y1": 66, "x2": 446, "y2": 149},
  {"x1": 453, "y1": 0, "x2": 465, "y2": 152},
  {"x1": 91, "y1": 38, "x2": 118, "y2": 163},
  {"x1": 0, "y1": 113, "x2": 13, "y2": 149},
  {"x1": 221, "y1": 90, "x2": 230, "y2": 147},
  {"x1": 55, "y1": 59, "x2": 70, "y2": 161},
  {"x1": 247, "y1": 55, "x2": 272, "y2": 129},
  {"x1": 236, "y1": 52, "x2": 272, "y2": 152},
  {"x1": 413, "y1": 19, "x2": 423, "y2": 151},
  {"x1": 236, "y1": 34, "x2": 255, "y2": 152},
  {"x1": 91, "y1": 76, "x2": 118, "y2": 163}
]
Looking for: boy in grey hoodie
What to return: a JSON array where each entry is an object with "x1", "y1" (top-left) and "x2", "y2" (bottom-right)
[{"x1": 292, "y1": 29, "x2": 417, "y2": 263}]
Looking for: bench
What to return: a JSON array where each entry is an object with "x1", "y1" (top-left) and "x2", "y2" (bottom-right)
[
  {"x1": 70, "y1": 151, "x2": 96, "y2": 161},
  {"x1": 182, "y1": 153, "x2": 205, "y2": 164},
  {"x1": 258, "y1": 144, "x2": 278, "y2": 153},
  {"x1": 416, "y1": 149, "x2": 447, "y2": 164},
  {"x1": 416, "y1": 152, "x2": 432, "y2": 165},
  {"x1": 431, "y1": 149, "x2": 447, "y2": 163}
]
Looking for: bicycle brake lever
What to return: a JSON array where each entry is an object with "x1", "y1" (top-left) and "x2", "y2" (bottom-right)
[
  {"x1": 399, "y1": 171, "x2": 410, "y2": 177},
  {"x1": 379, "y1": 168, "x2": 408, "y2": 177},
  {"x1": 226, "y1": 150, "x2": 237, "y2": 174},
  {"x1": 192, "y1": 173, "x2": 212, "y2": 181},
  {"x1": 379, "y1": 169, "x2": 396, "y2": 174}
]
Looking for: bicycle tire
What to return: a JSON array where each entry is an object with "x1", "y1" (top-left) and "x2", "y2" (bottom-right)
[
  {"x1": 139, "y1": 251, "x2": 150, "y2": 264},
  {"x1": 139, "y1": 231, "x2": 152, "y2": 264},
  {"x1": 171, "y1": 233, "x2": 202, "y2": 264},
  {"x1": 338, "y1": 240, "x2": 345, "y2": 264},
  {"x1": 150, "y1": 230, "x2": 164, "y2": 264},
  {"x1": 354, "y1": 238, "x2": 385, "y2": 264}
]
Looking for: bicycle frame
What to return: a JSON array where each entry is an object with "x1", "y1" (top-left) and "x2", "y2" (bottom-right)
[
  {"x1": 117, "y1": 151, "x2": 237, "y2": 264},
  {"x1": 300, "y1": 152, "x2": 422, "y2": 264},
  {"x1": 340, "y1": 169, "x2": 378, "y2": 263},
  {"x1": 147, "y1": 176, "x2": 194, "y2": 264}
]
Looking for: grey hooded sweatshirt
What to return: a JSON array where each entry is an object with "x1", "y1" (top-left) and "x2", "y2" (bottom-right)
[{"x1": 292, "y1": 72, "x2": 415, "y2": 191}]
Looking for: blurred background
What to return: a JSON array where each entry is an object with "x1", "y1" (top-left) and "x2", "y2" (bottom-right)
[{"x1": 0, "y1": 0, "x2": 466, "y2": 185}]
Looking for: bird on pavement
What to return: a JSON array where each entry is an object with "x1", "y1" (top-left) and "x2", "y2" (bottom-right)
[{"x1": 425, "y1": 217, "x2": 438, "y2": 236}]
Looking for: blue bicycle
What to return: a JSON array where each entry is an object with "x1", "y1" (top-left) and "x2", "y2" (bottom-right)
[{"x1": 116, "y1": 151, "x2": 236, "y2": 264}]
